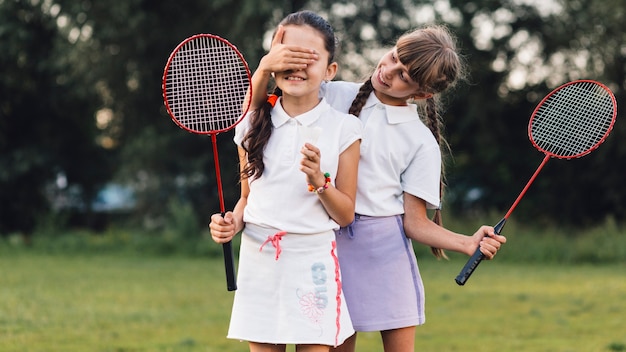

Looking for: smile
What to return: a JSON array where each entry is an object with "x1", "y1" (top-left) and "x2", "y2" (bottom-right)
[{"x1": 376, "y1": 69, "x2": 388, "y2": 87}]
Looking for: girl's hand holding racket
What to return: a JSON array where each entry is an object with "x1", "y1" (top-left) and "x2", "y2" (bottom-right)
[
  {"x1": 209, "y1": 212, "x2": 238, "y2": 244},
  {"x1": 162, "y1": 34, "x2": 253, "y2": 291},
  {"x1": 470, "y1": 225, "x2": 506, "y2": 259},
  {"x1": 456, "y1": 80, "x2": 617, "y2": 286}
]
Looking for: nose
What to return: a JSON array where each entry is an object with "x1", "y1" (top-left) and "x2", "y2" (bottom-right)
[
  {"x1": 382, "y1": 62, "x2": 401, "y2": 80},
  {"x1": 381, "y1": 66, "x2": 393, "y2": 81}
]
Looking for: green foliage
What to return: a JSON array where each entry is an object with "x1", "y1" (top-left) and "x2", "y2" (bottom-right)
[
  {"x1": 3, "y1": 212, "x2": 625, "y2": 265},
  {"x1": 13, "y1": 219, "x2": 227, "y2": 258},
  {"x1": 2, "y1": 0, "x2": 625, "y2": 236},
  {"x1": 414, "y1": 212, "x2": 626, "y2": 264},
  {"x1": 0, "y1": 0, "x2": 112, "y2": 234}
]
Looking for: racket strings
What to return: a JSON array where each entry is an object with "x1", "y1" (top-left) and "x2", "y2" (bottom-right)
[
  {"x1": 530, "y1": 81, "x2": 615, "y2": 158},
  {"x1": 165, "y1": 36, "x2": 250, "y2": 133}
]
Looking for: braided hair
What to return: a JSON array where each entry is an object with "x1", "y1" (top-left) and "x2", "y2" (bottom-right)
[{"x1": 348, "y1": 25, "x2": 465, "y2": 259}]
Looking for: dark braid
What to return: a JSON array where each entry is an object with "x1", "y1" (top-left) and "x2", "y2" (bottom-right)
[
  {"x1": 423, "y1": 96, "x2": 449, "y2": 259},
  {"x1": 241, "y1": 87, "x2": 282, "y2": 180},
  {"x1": 348, "y1": 78, "x2": 374, "y2": 117}
]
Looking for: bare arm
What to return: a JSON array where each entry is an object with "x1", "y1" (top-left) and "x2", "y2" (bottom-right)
[
  {"x1": 300, "y1": 141, "x2": 360, "y2": 227},
  {"x1": 243, "y1": 25, "x2": 319, "y2": 112},
  {"x1": 402, "y1": 193, "x2": 506, "y2": 259}
]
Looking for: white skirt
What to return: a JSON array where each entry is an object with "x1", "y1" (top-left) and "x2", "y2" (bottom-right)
[{"x1": 227, "y1": 223, "x2": 354, "y2": 346}]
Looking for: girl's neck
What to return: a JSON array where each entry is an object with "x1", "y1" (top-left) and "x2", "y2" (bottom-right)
[
  {"x1": 280, "y1": 95, "x2": 322, "y2": 117},
  {"x1": 373, "y1": 89, "x2": 409, "y2": 107}
]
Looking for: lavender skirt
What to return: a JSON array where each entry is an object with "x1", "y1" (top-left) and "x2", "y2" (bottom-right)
[{"x1": 335, "y1": 214, "x2": 425, "y2": 331}]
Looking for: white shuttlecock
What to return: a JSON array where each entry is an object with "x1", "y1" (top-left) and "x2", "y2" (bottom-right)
[{"x1": 298, "y1": 125, "x2": 322, "y2": 145}]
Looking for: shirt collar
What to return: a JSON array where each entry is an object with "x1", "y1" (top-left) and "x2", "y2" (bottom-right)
[
  {"x1": 271, "y1": 97, "x2": 329, "y2": 128},
  {"x1": 363, "y1": 93, "x2": 421, "y2": 124}
]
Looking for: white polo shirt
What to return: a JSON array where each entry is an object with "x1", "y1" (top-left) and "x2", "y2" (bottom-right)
[
  {"x1": 234, "y1": 97, "x2": 362, "y2": 233},
  {"x1": 320, "y1": 81, "x2": 441, "y2": 216}
]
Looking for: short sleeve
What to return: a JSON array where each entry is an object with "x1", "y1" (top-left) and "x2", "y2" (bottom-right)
[
  {"x1": 400, "y1": 143, "x2": 441, "y2": 209},
  {"x1": 338, "y1": 114, "x2": 362, "y2": 154},
  {"x1": 233, "y1": 112, "x2": 253, "y2": 147}
]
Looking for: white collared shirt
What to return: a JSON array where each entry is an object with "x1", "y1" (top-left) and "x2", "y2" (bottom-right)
[
  {"x1": 234, "y1": 98, "x2": 362, "y2": 233},
  {"x1": 320, "y1": 81, "x2": 441, "y2": 216}
]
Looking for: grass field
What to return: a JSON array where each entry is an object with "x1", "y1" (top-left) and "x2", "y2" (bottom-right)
[{"x1": 1, "y1": 252, "x2": 625, "y2": 352}]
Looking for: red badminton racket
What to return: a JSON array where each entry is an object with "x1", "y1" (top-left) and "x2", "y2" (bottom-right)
[
  {"x1": 456, "y1": 80, "x2": 617, "y2": 286},
  {"x1": 163, "y1": 34, "x2": 252, "y2": 291}
]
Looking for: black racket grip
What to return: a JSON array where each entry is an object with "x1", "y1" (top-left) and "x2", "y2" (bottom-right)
[
  {"x1": 455, "y1": 247, "x2": 485, "y2": 285},
  {"x1": 216, "y1": 212, "x2": 237, "y2": 291},
  {"x1": 222, "y1": 241, "x2": 237, "y2": 291},
  {"x1": 455, "y1": 218, "x2": 506, "y2": 286}
]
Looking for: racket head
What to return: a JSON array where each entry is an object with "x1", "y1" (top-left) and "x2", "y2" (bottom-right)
[
  {"x1": 528, "y1": 80, "x2": 617, "y2": 159},
  {"x1": 162, "y1": 34, "x2": 252, "y2": 134}
]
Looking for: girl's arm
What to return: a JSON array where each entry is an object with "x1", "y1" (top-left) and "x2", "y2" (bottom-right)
[
  {"x1": 300, "y1": 141, "x2": 360, "y2": 227},
  {"x1": 209, "y1": 147, "x2": 249, "y2": 244},
  {"x1": 402, "y1": 193, "x2": 506, "y2": 258},
  {"x1": 243, "y1": 25, "x2": 319, "y2": 111}
]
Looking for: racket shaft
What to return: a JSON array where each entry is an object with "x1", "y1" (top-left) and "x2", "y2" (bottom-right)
[
  {"x1": 214, "y1": 138, "x2": 237, "y2": 291},
  {"x1": 455, "y1": 218, "x2": 507, "y2": 285}
]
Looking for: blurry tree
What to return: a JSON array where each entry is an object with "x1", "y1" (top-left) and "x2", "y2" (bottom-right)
[
  {"x1": 46, "y1": 0, "x2": 282, "y2": 230},
  {"x1": 310, "y1": 0, "x2": 625, "y2": 226},
  {"x1": 442, "y1": 0, "x2": 626, "y2": 226},
  {"x1": 0, "y1": 0, "x2": 111, "y2": 235},
  {"x1": 1, "y1": 0, "x2": 624, "y2": 236}
]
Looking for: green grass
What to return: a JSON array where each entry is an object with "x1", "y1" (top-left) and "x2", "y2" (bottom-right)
[{"x1": 1, "y1": 252, "x2": 625, "y2": 351}]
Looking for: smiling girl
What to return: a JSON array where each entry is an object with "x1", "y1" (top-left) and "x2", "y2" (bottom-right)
[{"x1": 209, "y1": 11, "x2": 361, "y2": 352}]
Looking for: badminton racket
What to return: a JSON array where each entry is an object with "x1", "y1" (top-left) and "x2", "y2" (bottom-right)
[
  {"x1": 163, "y1": 34, "x2": 252, "y2": 291},
  {"x1": 455, "y1": 79, "x2": 617, "y2": 286}
]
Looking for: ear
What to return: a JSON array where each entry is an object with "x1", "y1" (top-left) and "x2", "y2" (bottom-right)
[
  {"x1": 413, "y1": 91, "x2": 433, "y2": 100},
  {"x1": 324, "y1": 62, "x2": 338, "y2": 81}
]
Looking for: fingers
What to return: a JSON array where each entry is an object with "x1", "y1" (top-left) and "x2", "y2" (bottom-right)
[
  {"x1": 479, "y1": 238, "x2": 499, "y2": 259},
  {"x1": 300, "y1": 143, "x2": 320, "y2": 160},
  {"x1": 300, "y1": 143, "x2": 320, "y2": 170},
  {"x1": 267, "y1": 25, "x2": 318, "y2": 72},
  {"x1": 209, "y1": 212, "x2": 236, "y2": 244},
  {"x1": 477, "y1": 226, "x2": 506, "y2": 260},
  {"x1": 272, "y1": 25, "x2": 285, "y2": 47},
  {"x1": 299, "y1": 143, "x2": 326, "y2": 186}
]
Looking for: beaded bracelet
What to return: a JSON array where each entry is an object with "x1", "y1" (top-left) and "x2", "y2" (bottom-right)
[{"x1": 308, "y1": 172, "x2": 331, "y2": 194}]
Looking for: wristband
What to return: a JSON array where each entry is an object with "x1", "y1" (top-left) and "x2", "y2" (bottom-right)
[{"x1": 307, "y1": 172, "x2": 331, "y2": 194}]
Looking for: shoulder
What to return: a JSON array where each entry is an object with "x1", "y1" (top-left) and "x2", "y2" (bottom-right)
[
  {"x1": 320, "y1": 81, "x2": 364, "y2": 114},
  {"x1": 412, "y1": 118, "x2": 439, "y2": 149},
  {"x1": 321, "y1": 80, "x2": 362, "y2": 94},
  {"x1": 321, "y1": 100, "x2": 361, "y2": 124},
  {"x1": 318, "y1": 101, "x2": 362, "y2": 140},
  {"x1": 233, "y1": 111, "x2": 255, "y2": 146}
]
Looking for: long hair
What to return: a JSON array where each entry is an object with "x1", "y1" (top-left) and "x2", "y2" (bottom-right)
[
  {"x1": 349, "y1": 25, "x2": 466, "y2": 259},
  {"x1": 241, "y1": 11, "x2": 336, "y2": 180}
]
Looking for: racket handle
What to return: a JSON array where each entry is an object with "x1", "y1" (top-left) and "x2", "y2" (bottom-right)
[
  {"x1": 455, "y1": 218, "x2": 507, "y2": 286},
  {"x1": 216, "y1": 212, "x2": 237, "y2": 291},
  {"x1": 455, "y1": 247, "x2": 485, "y2": 286},
  {"x1": 222, "y1": 241, "x2": 237, "y2": 291}
]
